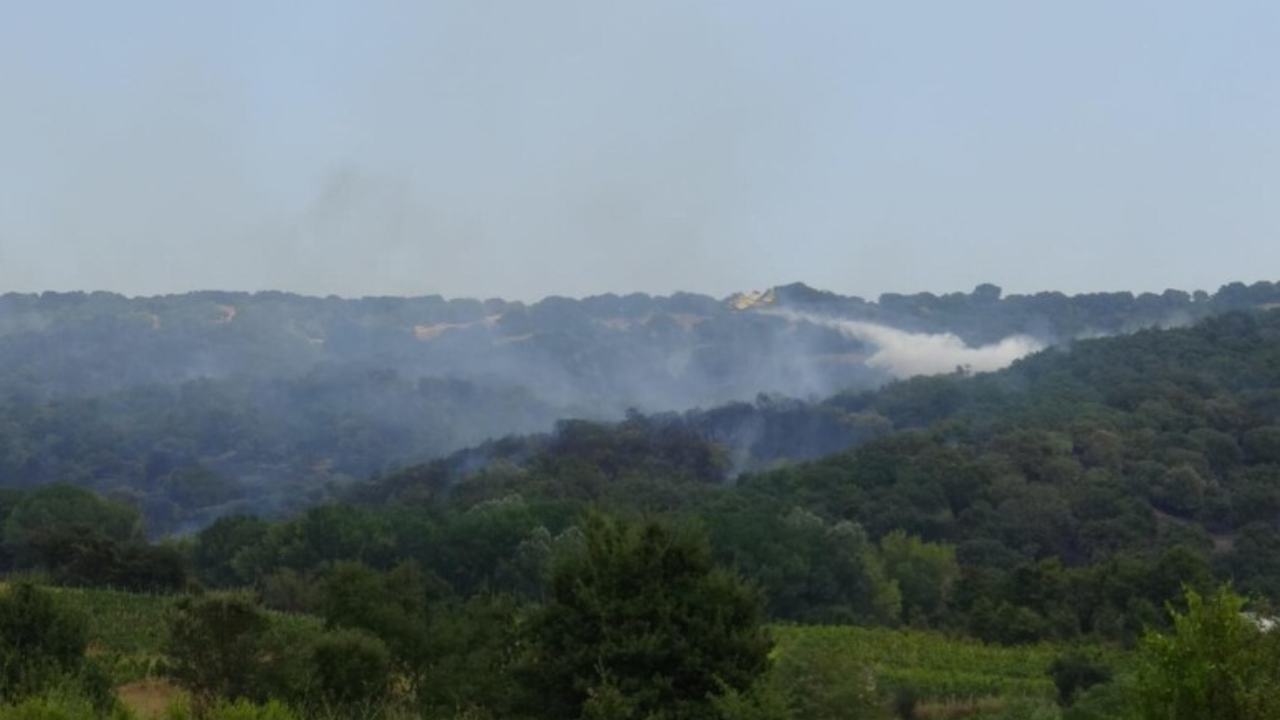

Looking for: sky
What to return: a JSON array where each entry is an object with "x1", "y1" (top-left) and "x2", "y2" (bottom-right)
[{"x1": 1, "y1": 1, "x2": 1278, "y2": 301}]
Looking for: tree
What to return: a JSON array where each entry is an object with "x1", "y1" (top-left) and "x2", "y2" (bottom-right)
[
  {"x1": 1243, "y1": 426, "x2": 1280, "y2": 464},
  {"x1": 2, "y1": 485, "x2": 143, "y2": 568},
  {"x1": 193, "y1": 515, "x2": 269, "y2": 587},
  {"x1": 0, "y1": 583, "x2": 89, "y2": 699},
  {"x1": 417, "y1": 595, "x2": 525, "y2": 717},
  {"x1": 319, "y1": 561, "x2": 434, "y2": 691},
  {"x1": 521, "y1": 513, "x2": 772, "y2": 720},
  {"x1": 879, "y1": 531, "x2": 959, "y2": 625},
  {"x1": 166, "y1": 592, "x2": 269, "y2": 706},
  {"x1": 310, "y1": 628, "x2": 392, "y2": 708},
  {"x1": 1135, "y1": 585, "x2": 1280, "y2": 720}
]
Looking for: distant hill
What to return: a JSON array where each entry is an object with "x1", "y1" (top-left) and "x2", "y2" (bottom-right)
[{"x1": 1, "y1": 280, "x2": 1279, "y2": 533}]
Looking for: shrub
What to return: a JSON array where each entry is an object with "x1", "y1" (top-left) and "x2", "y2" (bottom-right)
[
  {"x1": 0, "y1": 694, "x2": 96, "y2": 720},
  {"x1": 252, "y1": 622, "x2": 320, "y2": 706},
  {"x1": 164, "y1": 697, "x2": 299, "y2": 720},
  {"x1": 320, "y1": 562, "x2": 431, "y2": 688},
  {"x1": 1064, "y1": 678, "x2": 1137, "y2": 720},
  {"x1": 0, "y1": 584, "x2": 89, "y2": 700},
  {"x1": 0, "y1": 682, "x2": 124, "y2": 720},
  {"x1": 1048, "y1": 651, "x2": 1111, "y2": 706},
  {"x1": 767, "y1": 633, "x2": 881, "y2": 720},
  {"x1": 1135, "y1": 585, "x2": 1280, "y2": 719},
  {"x1": 709, "y1": 681, "x2": 792, "y2": 720},
  {"x1": 311, "y1": 629, "x2": 392, "y2": 708},
  {"x1": 166, "y1": 593, "x2": 267, "y2": 705},
  {"x1": 416, "y1": 595, "x2": 522, "y2": 717}
]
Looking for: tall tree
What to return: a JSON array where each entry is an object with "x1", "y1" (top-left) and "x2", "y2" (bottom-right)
[
  {"x1": 521, "y1": 513, "x2": 772, "y2": 720},
  {"x1": 1136, "y1": 585, "x2": 1280, "y2": 720}
]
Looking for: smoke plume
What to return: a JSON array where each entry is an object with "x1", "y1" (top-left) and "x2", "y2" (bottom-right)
[{"x1": 769, "y1": 310, "x2": 1044, "y2": 378}]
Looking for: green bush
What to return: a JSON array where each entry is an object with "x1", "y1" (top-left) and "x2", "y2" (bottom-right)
[
  {"x1": 1049, "y1": 651, "x2": 1111, "y2": 706},
  {"x1": 710, "y1": 681, "x2": 793, "y2": 720},
  {"x1": 767, "y1": 633, "x2": 882, "y2": 720},
  {"x1": 416, "y1": 595, "x2": 522, "y2": 717},
  {"x1": 166, "y1": 593, "x2": 267, "y2": 705},
  {"x1": 0, "y1": 695, "x2": 96, "y2": 720},
  {"x1": 0, "y1": 584, "x2": 89, "y2": 700},
  {"x1": 1064, "y1": 678, "x2": 1137, "y2": 720},
  {"x1": 0, "y1": 684, "x2": 128, "y2": 720},
  {"x1": 252, "y1": 622, "x2": 320, "y2": 706},
  {"x1": 163, "y1": 697, "x2": 299, "y2": 720},
  {"x1": 1135, "y1": 585, "x2": 1280, "y2": 720},
  {"x1": 311, "y1": 629, "x2": 392, "y2": 707}
]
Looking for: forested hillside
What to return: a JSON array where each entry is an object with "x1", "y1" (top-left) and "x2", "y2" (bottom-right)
[
  {"x1": 5, "y1": 307, "x2": 1280, "y2": 717},
  {"x1": 3, "y1": 281, "x2": 1280, "y2": 535},
  {"x1": 7, "y1": 309, "x2": 1280, "y2": 626}
]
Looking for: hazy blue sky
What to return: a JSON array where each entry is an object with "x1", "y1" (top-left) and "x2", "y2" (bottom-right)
[{"x1": 2, "y1": 2, "x2": 1277, "y2": 300}]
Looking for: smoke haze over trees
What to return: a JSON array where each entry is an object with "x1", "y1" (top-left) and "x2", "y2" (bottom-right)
[{"x1": 1, "y1": 280, "x2": 1280, "y2": 533}]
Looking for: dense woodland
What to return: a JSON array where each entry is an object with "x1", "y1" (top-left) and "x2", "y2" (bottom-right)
[
  {"x1": 5, "y1": 288, "x2": 1280, "y2": 717},
  {"x1": 3, "y1": 281, "x2": 1280, "y2": 535}
]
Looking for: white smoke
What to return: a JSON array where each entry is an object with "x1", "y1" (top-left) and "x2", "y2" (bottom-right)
[{"x1": 768, "y1": 310, "x2": 1045, "y2": 378}]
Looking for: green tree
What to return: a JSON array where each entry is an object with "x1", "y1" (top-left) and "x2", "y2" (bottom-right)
[
  {"x1": 2, "y1": 485, "x2": 143, "y2": 568},
  {"x1": 1135, "y1": 585, "x2": 1280, "y2": 720},
  {"x1": 0, "y1": 583, "x2": 89, "y2": 700},
  {"x1": 417, "y1": 595, "x2": 524, "y2": 718},
  {"x1": 319, "y1": 561, "x2": 433, "y2": 691},
  {"x1": 879, "y1": 531, "x2": 959, "y2": 624},
  {"x1": 166, "y1": 592, "x2": 269, "y2": 707},
  {"x1": 764, "y1": 632, "x2": 879, "y2": 720},
  {"x1": 310, "y1": 628, "x2": 392, "y2": 708},
  {"x1": 521, "y1": 513, "x2": 772, "y2": 720},
  {"x1": 193, "y1": 515, "x2": 269, "y2": 587}
]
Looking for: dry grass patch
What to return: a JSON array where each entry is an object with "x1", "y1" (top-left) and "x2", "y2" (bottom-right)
[{"x1": 117, "y1": 679, "x2": 186, "y2": 719}]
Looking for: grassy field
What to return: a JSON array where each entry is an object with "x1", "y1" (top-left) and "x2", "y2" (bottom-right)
[
  {"x1": 771, "y1": 624, "x2": 1129, "y2": 718},
  {"x1": 774, "y1": 624, "x2": 1061, "y2": 699},
  {"x1": 49, "y1": 586, "x2": 321, "y2": 685},
  {"x1": 44, "y1": 586, "x2": 1127, "y2": 719}
]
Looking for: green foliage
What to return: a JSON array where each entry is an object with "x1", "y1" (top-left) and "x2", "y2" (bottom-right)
[
  {"x1": 0, "y1": 485, "x2": 185, "y2": 592},
  {"x1": 709, "y1": 681, "x2": 793, "y2": 720},
  {"x1": 1048, "y1": 651, "x2": 1111, "y2": 707},
  {"x1": 1063, "y1": 678, "x2": 1137, "y2": 720},
  {"x1": 319, "y1": 561, "x2": 432, "y2": 689},
  {"x1": 163, "y1": 697, "x2": 299, "y2": 720},
  {"x1": 879, "y1": 531, "x2": 958, "y2": 625},
  {"x1": 309, "y1": 629, "x2": 392, "y2": 708},
  {"x1": 0, "y1": 583, "x2": 89, "y2": 701},
  {"x1": 166, "y1": 593, "x2": 269, "y2": 705},
  {"x1": 0, "y1": 685, "x2": 127, "y2": 720},
  {"x1": 3, "y1": 485, "x2": 142, "y2": 553},
  {"x1": 49, "y1": 586, "x2": 176, "y2": 684},
  {"x1": 16, "y1": 300, "x2": 1280, "y2": 716},
  {"x1": 771, "y1": 625, "x2": 1065, "y2": 702},
  {"x1": 766, "y1": 631, "x2": 882, "y2": 720},
  {"x1": 416, "y1": 595, "x2": 523, "y2": 718},
  {"x1": 191, "y1": 516, "x2": 268, "y2": 588},
  {"x1": 521, "y1": 513, "x2": 772, "y2": 720},
  {"x1": 705, "y1": 507, "x2": 901, "y2": 624},
  {"x1": 1135, "y1": 584, "x2": 1280, "y2": 720}
]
